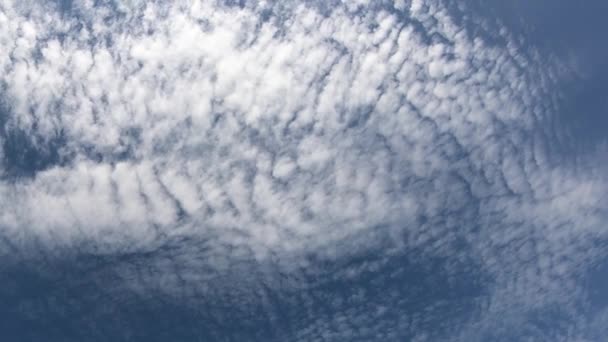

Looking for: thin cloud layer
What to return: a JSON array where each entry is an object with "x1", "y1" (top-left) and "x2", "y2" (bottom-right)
[{"x1": 0, "y1": 0, "x2": 606, "y2": 340}]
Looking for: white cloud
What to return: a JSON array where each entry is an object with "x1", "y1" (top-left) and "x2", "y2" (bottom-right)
[{"x1": 0, "y1": 0, "x2": 606, "y2": 339}]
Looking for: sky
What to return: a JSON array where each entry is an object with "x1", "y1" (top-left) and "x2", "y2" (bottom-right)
[{"x1": 0, "y1": 0, "x2": 607, "y2": 341}]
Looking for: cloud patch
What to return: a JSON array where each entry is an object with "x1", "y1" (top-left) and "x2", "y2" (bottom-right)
[{"x1": 0, "y1": 0, "x2": 606, "y2": 340}]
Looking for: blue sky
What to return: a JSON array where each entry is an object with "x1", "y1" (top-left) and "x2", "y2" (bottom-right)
[{"x1": 0, "y1": 0, "x2": 607, "y2": 341}]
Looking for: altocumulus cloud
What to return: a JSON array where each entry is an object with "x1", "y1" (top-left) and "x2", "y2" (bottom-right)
[{"x1": 0, "y1": 0, "x2": 607, "y2": 341}]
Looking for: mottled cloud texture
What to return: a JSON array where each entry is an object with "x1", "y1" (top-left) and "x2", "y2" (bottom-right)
[{"x1": 0, "y1": 0, "x2": 607, "y2": 340}]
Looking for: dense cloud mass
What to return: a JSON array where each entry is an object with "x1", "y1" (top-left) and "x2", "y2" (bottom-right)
[{"x1": 0, "y1": 0, "x2": 607, "y2": 340}]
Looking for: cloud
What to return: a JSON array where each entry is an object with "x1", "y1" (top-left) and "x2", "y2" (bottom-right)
[{"x1": 0, "y1": 0, "x2": 606, "y2": 340}]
